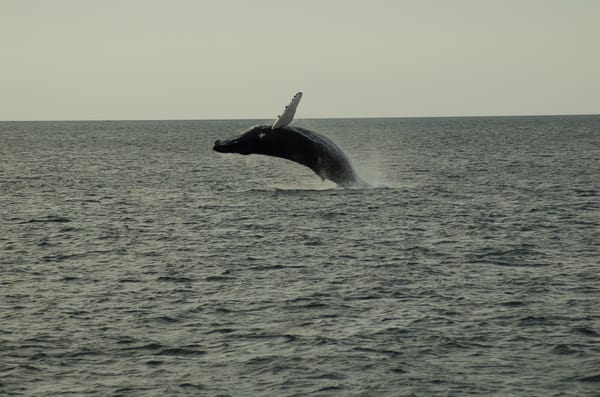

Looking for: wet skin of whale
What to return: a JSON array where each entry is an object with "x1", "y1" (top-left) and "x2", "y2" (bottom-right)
[{"x1": 213, "y1": 125, "x2": 363, "y2": 187}]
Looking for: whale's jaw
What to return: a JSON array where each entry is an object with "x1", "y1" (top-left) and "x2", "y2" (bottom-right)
[
  {"x1": 212, "y1": 139, "x2": 230, "y2": 153},
  {"x1": 213, "y1": 139, "x2": 251, "y2": 155},
  {"x1": 212, "y1": 140, "x2": 224, "y2": 152}
]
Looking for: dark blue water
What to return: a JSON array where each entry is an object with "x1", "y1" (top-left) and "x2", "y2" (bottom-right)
[{"x1": 1, "y1": 116, "x2": 599, "y2": 396}]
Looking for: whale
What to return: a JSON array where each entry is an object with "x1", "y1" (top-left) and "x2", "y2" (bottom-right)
[{"x1": 213, "y1": 92, "x2": 366, "y2": 188}]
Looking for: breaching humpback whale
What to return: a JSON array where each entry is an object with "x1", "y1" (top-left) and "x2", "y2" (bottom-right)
[{"x1": 213, "y1": 92, "x2": 366, "y2": 188}]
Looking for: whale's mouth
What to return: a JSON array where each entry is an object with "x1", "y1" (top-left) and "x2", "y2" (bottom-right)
[
  {"x1": 213, "y1": 138, "x2": 251, "y2": 155},
  {"x1": 213, "y1": 139, "x2": 233, "y2": 153}
]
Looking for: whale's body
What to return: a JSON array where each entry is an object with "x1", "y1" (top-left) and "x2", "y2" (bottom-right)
[
  {"x1": 212, "y1": 92, "x2": 366, "y2": 188},
  {"x1": 213, "y1": 125, "x2": 364, "y2": 187}
]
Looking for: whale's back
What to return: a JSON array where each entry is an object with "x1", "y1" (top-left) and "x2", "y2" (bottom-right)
[{"x1": 283, "y1": 127, "x2": 361, "y2": 187}]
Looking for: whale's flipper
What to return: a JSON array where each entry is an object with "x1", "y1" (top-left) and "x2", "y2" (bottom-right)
[{"x1": 272, "y1": 92, "x2": 303, "y2": 129}]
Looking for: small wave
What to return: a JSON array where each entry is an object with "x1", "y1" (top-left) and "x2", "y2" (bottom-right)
[
  {"x1": 579, "y1": 374, "x2": 600, "y2": 383},
  {"x1": 205, "y1": 328, "x2": 236, "y2": 335},
  {"x1": 118, "y1": 277, "x2": 143, "y2": 283},
  {"x1": 367, "y1": 181, "x2": 391, "y2": 189},
  {"x1": 42, "y1": 253, "x2": 88, "y2": 262},
  {"x1": 157, "y1": 347, "x2": 205, "y2": 356},
  {"x1": 156, "y1": 276, "x2": 193, "y2": 283},
  {"x1": 60, "y1": 276, "x2": 82, "y2": 282},
  {"x1": 574, "y1": 189, "x2": 598, "y2": 197},
  {"x1": 205, "y1": 275, "x2": 235, "y2": 281},
  {"x1": 314, "y1": 385, "x2": 344, "y2": 393},
  {"x1": 145, "y1": 360, "x2": 163, "y2": 367},
  {"x1": 551, "y1": 344, "x2": 579, "y2": 355},
  {"x1": 21, "y1": 216, "x2": 71, "y2": 224},
  {"x1": 500, "y1": 300, "x2": 527, "y2": 307},
  {"x1": 517, "y1": 315, "x2": 555, "y2": 326},
  {"x1": 262, "y1": 179, "x2": 391, "y2": 191},
  {"x1": 120, "y1": 342, "x2": 164, "y2": 352},
  {"x1": 574, "y1": 327, "x2": 600, "y2": 337},
  {"x1": 153, "y1": 316, "x2": 179, "y2": 324},
  {"x1": 346, "y1": 178, "x2": 392, "y2": 189},
  {"x1": 41, "y1": 249, "x2": 124, "y2": 262},
  {"x1": 59, "y1": 226, "x2": 78, "y2": 232},
  {"x1": 179, "y1": 383, "x2": 206, "y2": 391},
  {"x1": 247, "y1": 264, "x2": 286, "y2": 271},
  {"x1": 264, "y1": 182, "x2": 338, "y2": 192}
]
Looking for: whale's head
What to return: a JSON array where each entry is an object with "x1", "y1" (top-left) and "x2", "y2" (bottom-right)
[{"x1": 213, "y1": 125, "x2": 274, "y2": 155}]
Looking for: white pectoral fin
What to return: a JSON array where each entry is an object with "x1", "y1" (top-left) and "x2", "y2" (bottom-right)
[{"x1": 272, "y1": 92, "x2": 303, "y2": 129}]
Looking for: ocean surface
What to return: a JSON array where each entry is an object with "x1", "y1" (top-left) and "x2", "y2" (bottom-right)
[{"x1": 1, "y1": 116, "x2": 599, "y2": 396}]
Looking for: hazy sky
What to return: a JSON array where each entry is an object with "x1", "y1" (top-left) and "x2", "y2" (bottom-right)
[{"x1": 2, "y1": 0, "x2": 599, "y2": 120}]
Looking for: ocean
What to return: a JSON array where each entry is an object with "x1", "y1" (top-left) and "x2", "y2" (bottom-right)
[{"x1": 1, "y1": 116, "x2": 599, "y2": 396}]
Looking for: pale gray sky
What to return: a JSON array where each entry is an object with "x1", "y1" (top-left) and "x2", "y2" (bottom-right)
[{"x1": 1, "y1": 0, "x2": 599, "y2": 120}]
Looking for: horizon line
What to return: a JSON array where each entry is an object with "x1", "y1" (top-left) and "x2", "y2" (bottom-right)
[{"x1": 1, "y1": 112, "x2": 598, "y2": 123}]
